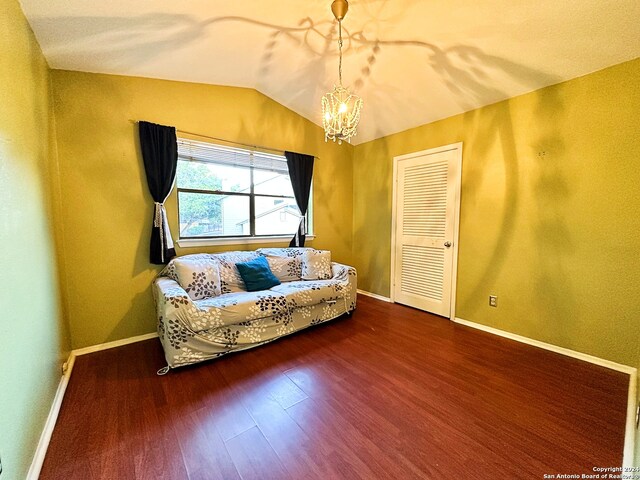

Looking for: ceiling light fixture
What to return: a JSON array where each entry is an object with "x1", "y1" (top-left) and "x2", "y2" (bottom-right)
[{"x1": 322, "y1": 0, "x2": 363, "y2": 145}]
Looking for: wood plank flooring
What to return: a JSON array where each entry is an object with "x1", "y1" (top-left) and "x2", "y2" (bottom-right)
[{"x1": 40, "y1": 296, "x2": 629, "y2": 479}]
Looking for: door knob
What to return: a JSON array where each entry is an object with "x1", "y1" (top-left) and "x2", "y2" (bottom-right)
[{"x1": 444, "y1": 241, "x2": 452, "y2": 248}]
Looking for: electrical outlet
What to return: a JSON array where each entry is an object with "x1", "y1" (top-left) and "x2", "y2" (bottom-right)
[{"x1": 489, "y1": 295, "x2": 498, "y2": 307}]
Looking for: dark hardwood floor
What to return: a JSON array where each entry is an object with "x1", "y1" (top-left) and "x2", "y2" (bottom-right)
[{"x1": 40, "y1": 296, "x2": 629, "y2": 479}]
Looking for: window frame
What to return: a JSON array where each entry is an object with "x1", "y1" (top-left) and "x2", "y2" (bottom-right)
[{"x1": 175, "y1": 140, "x2": 313, "y2": 244}]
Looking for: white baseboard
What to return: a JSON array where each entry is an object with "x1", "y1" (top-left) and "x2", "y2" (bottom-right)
[
  {"x1": 27, "y1": 331, "x2": 158, "y2": 478},
  {"x1": 357, "y1": 289, "x2": 392, "y2": 303},
  {"x1": 453, "y1": 317, "x2": 636, "y2": 374},
  {"x1": 72, "y1": 332, "x2": 158, "y2": 356},
  {"x1": 26, "y1": 354, "x2": 76, "y2": 480},
  {"x1": 454, "y1": 316, "x2": 637, "y2": 468},
  {"x1": 623, "y1": 372, "x2": 637, "y2": 469}
]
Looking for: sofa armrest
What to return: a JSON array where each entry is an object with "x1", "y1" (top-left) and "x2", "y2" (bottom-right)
[
  {"x1": 331, "y1": 262, "x2": 357, "y2": 282},
  {"x1": 153, "y1": 277, "x2": 197, "y2": 330},
  {"x1": 154, "y1": 277, "x2": 193, "y2": 309},
  {"x1": 331, "y1": 262, "x2": 357, "y2": 312}
]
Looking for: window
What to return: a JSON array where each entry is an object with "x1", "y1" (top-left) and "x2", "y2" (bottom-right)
[{"x1": 176, "y1": 139, "x2": 311, "y2": 240}]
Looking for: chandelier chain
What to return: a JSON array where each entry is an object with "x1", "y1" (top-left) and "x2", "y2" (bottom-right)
[{"x1": 338, "y1": 20, "x2": 343, "y2": 86}]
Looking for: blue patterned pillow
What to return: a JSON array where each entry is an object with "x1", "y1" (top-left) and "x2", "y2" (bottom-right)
[{"x1": 236, "y1": 256, "x2": 281, "y2": 292}]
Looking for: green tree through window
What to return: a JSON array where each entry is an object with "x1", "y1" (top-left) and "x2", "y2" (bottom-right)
[
  {"x1": 176, "y1": 139, "x2": 309, "y2": 239},
  {"x1": 177, "y1": 162, "x2": 223, "y2": 236}
]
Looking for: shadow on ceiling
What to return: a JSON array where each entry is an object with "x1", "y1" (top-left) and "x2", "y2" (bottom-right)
[{"x1": 33, "y1": 8, "x2": 560, "y2": 124}]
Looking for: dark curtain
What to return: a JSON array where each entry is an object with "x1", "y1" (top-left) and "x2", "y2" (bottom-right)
[
  {"x1": 285, "y1": 151, "x2": 315, "y2": 247},
  {"x1": 139, "y1": 121, "x2": 178, "y2": 264}
]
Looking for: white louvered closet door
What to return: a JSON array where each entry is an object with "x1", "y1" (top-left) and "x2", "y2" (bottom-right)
[{"x1": 394, "y1": 148, "x2": 459, "y2": 317}]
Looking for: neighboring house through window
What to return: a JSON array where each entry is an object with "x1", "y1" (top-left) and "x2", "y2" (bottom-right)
[{"x1": 176, "y1": 138, "x2": 311, "y2": 240}]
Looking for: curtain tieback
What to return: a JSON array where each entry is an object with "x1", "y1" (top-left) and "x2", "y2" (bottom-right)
[
  {"x1": 300, "y1": 216, "x2": 306, "y2": 236},
  {"x1": 154, "y1": 202, "x2": 164, "y2": 228},
  {"x1": 154, "y1": 202, "x2": 166, "y2": 262}
]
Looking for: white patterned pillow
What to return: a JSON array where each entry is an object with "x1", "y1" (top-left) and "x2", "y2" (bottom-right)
[
  {"x1": 257, "y1": 247, "x2": 309, "y2": 258},
  {"x1": 173, "y1": 256, "x2": 221, "y2": 300},
  {"x1": 262, "y1": 255, "x2": 302, "y2": 282},
  {"x1": 300, "y1": 249, "x2": 332, "y2": 280},
  {"x1": 212, "y1": 251, "x2": 259, "y2": 293}
]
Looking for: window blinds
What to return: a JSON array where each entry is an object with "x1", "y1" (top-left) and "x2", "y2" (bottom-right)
[{"x1": 177, "y1": 138, "x2": 289, "y2": 174}]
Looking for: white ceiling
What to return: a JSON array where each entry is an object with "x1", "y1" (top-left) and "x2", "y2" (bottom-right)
[{"x1": 20, "y1": 0, "x2": 640, "y2": 144}]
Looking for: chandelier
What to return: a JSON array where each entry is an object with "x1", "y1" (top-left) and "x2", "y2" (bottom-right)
[{"x1": 322, "y1": 0, "x2": 363, "y2": 144}]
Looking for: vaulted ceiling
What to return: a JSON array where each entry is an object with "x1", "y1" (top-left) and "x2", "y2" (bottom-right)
[{"x1": 19, "y1": 0, "x2": 640, "y2": 144}]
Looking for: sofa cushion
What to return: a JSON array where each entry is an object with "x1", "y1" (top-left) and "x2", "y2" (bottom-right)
[
  {"x1": 173, "y1": 255, "x2": 221, "y2": 300},
  {"x1": 236, "y1": 256, "x2": 281, "y2": 292},
  {"x1": 191, "y1": 291, "x2": 289, "y2": 330},
  {"x1": 211, "y1": 251, "x2": 260, "y2": 294},
  {"x1": 300, "y1": 250, "x2": 332, "y2": 280},
  {"x1": 270, "y1": 280, "x2": 344, "y2": 308}
]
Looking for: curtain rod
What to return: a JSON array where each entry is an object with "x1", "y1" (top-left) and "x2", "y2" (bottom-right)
[{"x1": 129, "y1": 120, "x2": 318, "y2": 159}]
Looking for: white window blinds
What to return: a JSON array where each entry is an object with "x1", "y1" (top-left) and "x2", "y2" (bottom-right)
[{"x1": 177, "y1": 138, "x2": 289, "y2": 174}]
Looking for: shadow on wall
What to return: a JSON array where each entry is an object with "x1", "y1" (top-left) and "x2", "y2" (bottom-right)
[
  {"x1": 109, "y1": 289, "x2": 157, "y2": 349},
  {"x1": 451, "y1": 79, "x2": 571, "y2": 327},
  {"x1": 351, "y1": 40, "x2": 569, "y2": 307},
  {"x1": 530, "y1": 84, "x2": 574, "y2": 338},
  {"x1": 456, "y1": 98, "x2": 521, "y2": 316},
  {"x1": 351, "y1": 136, "x2": 392, "y2": 295},
  {"x1": 27, "y1": 35, "x2": 73, "y2": 357}
]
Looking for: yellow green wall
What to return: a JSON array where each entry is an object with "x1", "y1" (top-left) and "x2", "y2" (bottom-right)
[
  {"x1": 353, "y1": 58, "x2": 640, "y2": 368},
  {"x1": 0, "y1": 0, "x2": 70, "y2": 478},
  {"x1": 50, "y1": 70, "x2": 354, "y2": 349}
]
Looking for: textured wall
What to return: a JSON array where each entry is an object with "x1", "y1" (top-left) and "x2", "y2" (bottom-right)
[
  {"x1": 353, "y1": 58, "x2": 640, "y2": 367},
  {"x1": 0, "y1": 0, "x2": 70, "y2": 478},
  {"x1": 50, "y1": 70, "x2": 354, "y2": 349}
]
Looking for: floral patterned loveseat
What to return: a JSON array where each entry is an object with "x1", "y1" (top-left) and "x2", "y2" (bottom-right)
[{"x1": 153, "y1": 248, "x2": 357, "y2": 370}]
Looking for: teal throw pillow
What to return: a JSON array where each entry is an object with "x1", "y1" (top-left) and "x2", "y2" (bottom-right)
[{"x1": 236, "y1": 256, "x2": 281, "y2": 292}]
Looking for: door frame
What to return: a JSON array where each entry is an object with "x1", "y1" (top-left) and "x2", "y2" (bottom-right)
[{"x1": 390, "y1": 142, "x2": 463, "y2": 320}]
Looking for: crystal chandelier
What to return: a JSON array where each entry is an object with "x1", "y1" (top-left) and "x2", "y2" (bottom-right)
[{"x1": 322, "y1": 0, "x2": 363, "y2": 144}]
